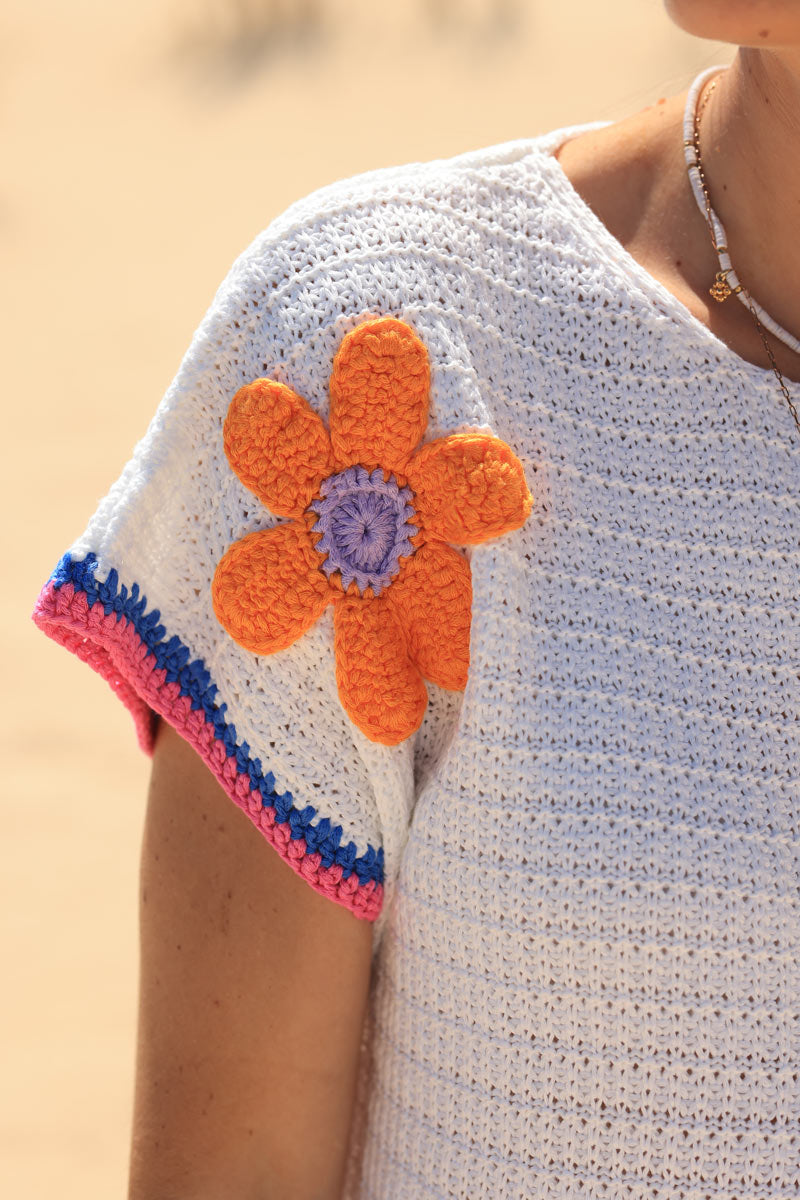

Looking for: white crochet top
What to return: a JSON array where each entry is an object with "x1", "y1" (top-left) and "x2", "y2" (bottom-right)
[{"x1": 33, "y1": 122, "x2": 800, "y2": 1198}]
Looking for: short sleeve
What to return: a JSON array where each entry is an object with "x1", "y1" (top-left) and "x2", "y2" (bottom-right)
[
  {"x1": 32, "y1": 160, "x2": 535, "y2": 930},
  {"x1": 29, "y1": 227, "x2": 446, "y2": 931}
]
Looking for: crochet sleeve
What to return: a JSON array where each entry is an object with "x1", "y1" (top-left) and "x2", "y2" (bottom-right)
[
  {"x1": 30, "y1": 230, "x2": 421, "y2": 926},
  {"x1": 31, "y1": 175, "x2": 533, "y2": 925}
]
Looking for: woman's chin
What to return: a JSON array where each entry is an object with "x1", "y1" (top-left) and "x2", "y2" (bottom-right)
[{"x1": 663, "y1": 0, "x2": 800, "y2": 47}]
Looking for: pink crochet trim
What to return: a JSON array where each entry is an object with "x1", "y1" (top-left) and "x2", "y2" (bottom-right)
[{"x1": 33, "y1": 579, "x2": 383, "y2": 921}]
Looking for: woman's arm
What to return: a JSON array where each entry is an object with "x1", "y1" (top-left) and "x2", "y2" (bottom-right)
[{"x1": 128, "y1": 718, "x2": 373, "y2": 1200}]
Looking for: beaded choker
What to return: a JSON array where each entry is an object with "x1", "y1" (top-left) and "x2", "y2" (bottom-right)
[{"x1": 683, "y1": 65, "x2": 800, "y2": 437}]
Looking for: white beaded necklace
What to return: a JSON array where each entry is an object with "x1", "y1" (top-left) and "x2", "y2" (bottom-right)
[{"x1": 683, "y1": 64, "x2": 800, "y2": 357}]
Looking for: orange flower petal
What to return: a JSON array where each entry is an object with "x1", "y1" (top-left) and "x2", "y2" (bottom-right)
[
  {"x1": 329, "y1": 317, "x2": 430, "y2": 474},
  {"x1": 334, "y1": 594, "x2": 428, "y2": 745},
  {"x1": 224, "y1": 379, "x2": 335, "y2": 518},
  {"x1": 387, "y1": 540, "x2": 471, "y2": 691},
  {"x1": 212, "y1": 523, "x2": 332, "y2": 655},
  {"x1": 407, "y1": 432, "x2": 533, "y2": 545}
]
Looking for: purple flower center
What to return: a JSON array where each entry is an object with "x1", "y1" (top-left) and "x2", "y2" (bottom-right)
[{"x1": 307, "y1": 464, "x2": 418, "y2": 596}]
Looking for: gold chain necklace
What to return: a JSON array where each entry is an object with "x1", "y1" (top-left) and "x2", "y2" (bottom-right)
[{"x1": 688, "y1": 74, "x2": 800, "y2": 438}]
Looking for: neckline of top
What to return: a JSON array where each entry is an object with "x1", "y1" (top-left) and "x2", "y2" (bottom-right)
[{"x1": 523, "y1": 119, "x2": 800, "y2": 402}]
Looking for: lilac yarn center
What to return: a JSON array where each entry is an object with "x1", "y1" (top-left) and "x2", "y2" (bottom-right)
[{"x1": 307, "y1": 464, "x2": 418, "y2": 596}]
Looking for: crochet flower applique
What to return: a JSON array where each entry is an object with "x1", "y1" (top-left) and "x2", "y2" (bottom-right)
[{"x1": 211, "y1": 317, "x2": 533, "y2": 746}]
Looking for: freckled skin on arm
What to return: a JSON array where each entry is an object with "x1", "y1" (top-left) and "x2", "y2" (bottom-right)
[{"x1": 128, "y1": 718, "x2": 374, "y2": 1200}]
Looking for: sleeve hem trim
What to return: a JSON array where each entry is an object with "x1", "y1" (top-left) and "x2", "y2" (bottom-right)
[{"x1": 32, "y1": 552, "x2": 383, "y2": 922}]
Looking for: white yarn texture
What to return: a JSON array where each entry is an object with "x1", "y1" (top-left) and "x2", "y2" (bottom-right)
[{"x1": 48, "y1": 124, "x2": 800, "y2": 1198}]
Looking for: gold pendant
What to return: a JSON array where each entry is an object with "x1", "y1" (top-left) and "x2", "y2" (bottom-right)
[{"x1": 710, "y1": 271, "x2": 732, "y2": 303}]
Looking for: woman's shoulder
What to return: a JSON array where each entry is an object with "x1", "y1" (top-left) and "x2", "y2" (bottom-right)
[
  {"x1": 551, "y1": 91, "x2": 684, "y2": 253},
  {"x1": 239, "y1": 126, "x2": 604, "y2": 273}
]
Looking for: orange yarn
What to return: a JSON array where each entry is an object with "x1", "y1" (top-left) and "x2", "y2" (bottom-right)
[
  {"x1": 407, "y1": 432, "x2": 535, "y2": 545},
  {"x1": 385, "y1": 539, "x2": 471, "y2": 692},
  {"x1": 212, "y1": 317, "x2": 533, "y2": 746},
  {"x1": 334, "y1": 593, "x2": 429, "y2": 745},
  {"x1": 223, "y1": 379, "x2": 335, "y2": 519},
  {"x1": 213, "y1": 524, "x2": 331, "y2": 655},
  {"x1": 329, "y1": 318, "x2": 430, "y2": 474}
]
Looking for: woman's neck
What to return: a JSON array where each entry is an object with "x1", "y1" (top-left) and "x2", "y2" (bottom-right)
[
  {"x1": 703, "y1": 48, "x2": 800, "y2": 341},
  {"x1": 552, "y1": 52, "x2": 800, "y2": 383}
]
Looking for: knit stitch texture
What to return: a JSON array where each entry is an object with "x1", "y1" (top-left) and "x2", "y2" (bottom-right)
[
  {"x1": 32, "y1": 122, "x2": 800, "y2": 1198},
  {"x1": 212, "y1": 315, "x2": 533, "y2": 745}
]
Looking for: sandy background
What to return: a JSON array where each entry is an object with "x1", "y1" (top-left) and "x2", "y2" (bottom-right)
[{"x1": 3, "y1": 1, "x2": 732, "y2": 1194}]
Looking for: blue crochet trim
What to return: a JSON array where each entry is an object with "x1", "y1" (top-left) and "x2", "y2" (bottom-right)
[{"x1": 49, "y1": 552, "x2": 384, "y2": 887}]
